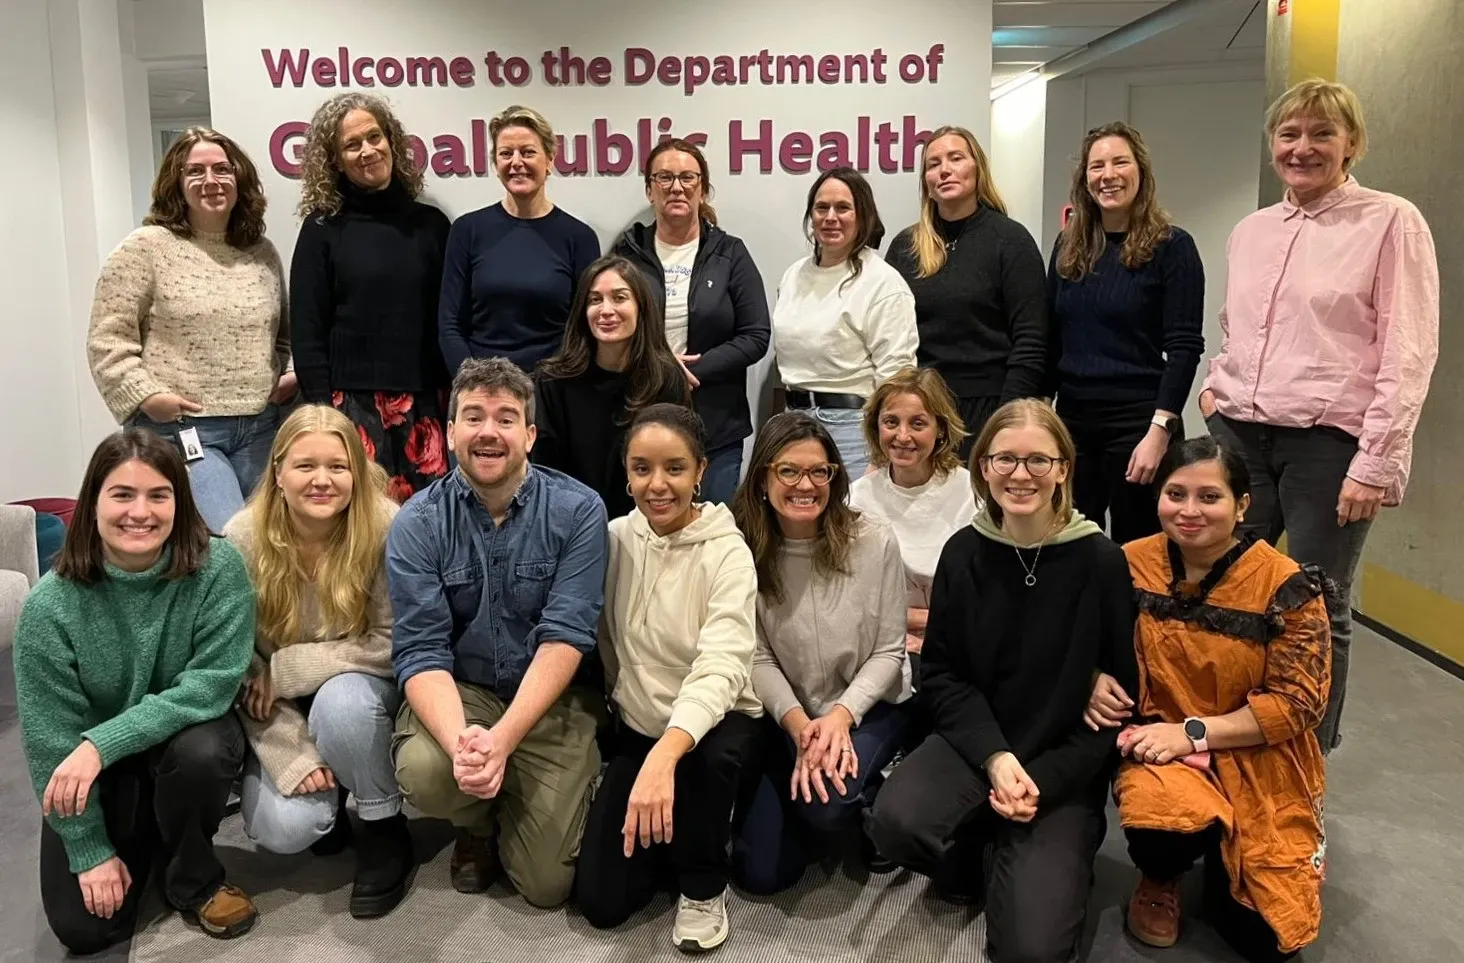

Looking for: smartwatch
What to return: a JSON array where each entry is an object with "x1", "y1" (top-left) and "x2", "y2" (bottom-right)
[
  {"x1": 1183, "y1": 717, "x2": 1208, "y2": 753},
  {"x1": 1151, "y1": 414, "x2": 1182, "y2": 436}
]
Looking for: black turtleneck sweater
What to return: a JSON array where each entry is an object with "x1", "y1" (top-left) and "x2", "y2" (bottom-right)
[
  {"x1": 921, "y1": 524, "x2": 1138, "y2": 808},
  {"x1": 887, "y1": 206, "x2": 1049, "y2": 401},
  {"x1": 532, "y1": 361, "x2": 688, "y2": 519},
  {"x1": 289, "y1": 178, "x2": 452, "y2": 402}
]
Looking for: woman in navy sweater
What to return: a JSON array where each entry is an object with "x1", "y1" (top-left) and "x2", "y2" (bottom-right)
[{"x1": 1047, "y1": 122, "x2": 1204, "y2": 544}]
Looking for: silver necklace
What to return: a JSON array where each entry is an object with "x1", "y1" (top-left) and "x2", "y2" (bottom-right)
[{"x1": 1014, "y1": 543, "x2": 1043, "y2": 587}]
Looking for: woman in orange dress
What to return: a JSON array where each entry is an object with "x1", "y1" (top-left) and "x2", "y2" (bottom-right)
[{"x1": 1085, "y1": 436, "x2": 1332, "y2": 962}]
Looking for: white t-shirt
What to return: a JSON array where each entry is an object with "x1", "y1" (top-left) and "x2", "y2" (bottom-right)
[
  {"x1": 850, "y1": 466, "x2": 977, "y2": 608},
  {"x1": 772, "y1": 249, "x2": 919, "y2": 398},
  {"x1": 656, "y1": 236, "x2": 698, "y2": 355}
]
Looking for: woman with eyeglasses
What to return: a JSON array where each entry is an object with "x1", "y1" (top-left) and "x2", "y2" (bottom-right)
[
  {"x1": 439, "y1": 105, "x2": 601, "y2": 375},
  {"x1": 613, "y1": 139, "x2": 771, "y2": 504},
  {"x1": 727, "y1": 412, "x2": 910, "y2": 895},
  {"x1": 867, "y1": 399, "x2": 1137, "y2": 963},
  {"x1": 771, "y1": 168, "x2": 918, "y2": 477},
  {"x1": 88, "y1": 129, "x2": 294, "y2": 532}
]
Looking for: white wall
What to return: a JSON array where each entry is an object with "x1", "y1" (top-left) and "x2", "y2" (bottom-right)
[{"x1": 989, "y1": 77, "x2": 1049, "y2": 244}]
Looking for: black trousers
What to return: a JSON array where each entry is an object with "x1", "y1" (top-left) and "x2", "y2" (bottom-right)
[
  {"x1": 38, "y1": 715, "x2": 245, "y2": 956},
  {"x1": 956, "y1": 395, "x2": 1003, "y2": 463},
  {"x1": 1059, "y1": 398, "x2": 1172, "y2": 545},
  {"x1": 576, "y1": 712, "x2": 759, "y2": 929},
  {"x1": 1127, "y1": 826, "x2": 1297, "y2": 963},
  {"x1": 866, "y1": 733, "x2": 1106, "y2": 963}
]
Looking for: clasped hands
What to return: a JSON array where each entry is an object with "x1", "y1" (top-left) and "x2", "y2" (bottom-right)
[
  {"x1": 984, "y1": 751, "x2": 1039, "y2": 823},
  {"x1": 1086, "y1": 672, "x2": 1197, "y2": 765},
  {"x1": 452, "y1": 724, "x2": 515, "y2": 800},
  {"x1": 790, "y1": 706, "x2": 858, "y2": 805}
]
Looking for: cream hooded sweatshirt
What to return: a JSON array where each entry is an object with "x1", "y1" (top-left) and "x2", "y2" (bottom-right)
[{"x1": 602, "y1": 502, "x2": 762, "y2": 745}]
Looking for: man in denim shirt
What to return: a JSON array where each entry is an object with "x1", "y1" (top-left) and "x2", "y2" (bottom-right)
[{"x1": 388, "y1": 357, "x2": 608, "y2": 908}]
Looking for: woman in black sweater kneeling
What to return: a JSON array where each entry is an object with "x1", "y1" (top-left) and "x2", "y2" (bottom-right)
[{"x1": 867, "y1": 398, "x2": 1137, "y2": 963}]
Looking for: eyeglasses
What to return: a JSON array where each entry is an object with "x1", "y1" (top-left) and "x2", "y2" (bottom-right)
[
  {"x1": 650, "y1": 171, "x2": 702, "y2": 189},
  {"x1": 981, "y1": 453, "x2": 1065, "y2": 477},
  {"x1": 183, "y1": 163, "x2": 236, "y2": 182},
  {"x1": 769, "y1": 462, "x2": 839, "y2": 487}
]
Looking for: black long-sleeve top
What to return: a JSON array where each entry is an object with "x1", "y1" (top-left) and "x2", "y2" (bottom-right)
[
  {"x1": 289, "y1": 178, "x2": 452, "y2": 402},
  {"x1": 532, "y1": 360, "x2": 688, "y2": 519},
  {"x1": 920, "y1": 524, "x2": 1139, "y2": 809},
  {"x1": 1046, "y1": 228, "x2": 1206, "y2": 414},
  {"x1": 886, "y1": 205, "x2": 1049, "y2": 401}
]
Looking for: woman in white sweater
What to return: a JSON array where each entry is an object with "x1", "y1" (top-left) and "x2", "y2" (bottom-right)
[
  {"x1": 728, "y1": 411, "x2": 911, "y2": 895},
  {"x1": 88, "y1": 129, "x2": 295, "y2": 533},
  {"x1": 223, "y1": 405, "x2": 411, "y2": 920},
  {"x1": 773, "y1": 167, "x2": 919, "y2": 476},
  {"x1": 576, "y1": 404, "x2": 762, "y2": 953},
  {"x1": 850, "y1": 367, "x2": 977, "y2": 668}
]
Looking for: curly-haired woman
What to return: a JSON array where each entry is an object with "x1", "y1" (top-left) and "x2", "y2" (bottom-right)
[
  {"x1": 87, "y1": 129, "x2": 293, "y2": 532},
  {"x1": 290, "y1": 94, "x2": 453, "y2": 501}
]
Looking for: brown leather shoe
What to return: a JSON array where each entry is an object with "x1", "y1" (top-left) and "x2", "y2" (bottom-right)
[
  {"x1": 185, "y1": 883, "x2": 257, "y2": 939},
  {"x1": 449, "y1": 829, "x2": 499, "y2": 894},
  {"x1": 1127, "y1": 875, "x2": 1182, "y2": 948}
]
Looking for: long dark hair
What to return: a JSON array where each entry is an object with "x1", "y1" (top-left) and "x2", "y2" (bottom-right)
[
  {"x1": 538, "y1": 255, "x2": 689, "y2": 418},
  {"x1": 730, "y1": 412, "x2": 860, "y2": 604},
  {"x1": 1056, "y1": 122, "x2": 1172, "y2": 281},
  {"x1": 803, "y1": 167, "x2": 885, "y2": 293},
  {"x1": 55, "y1": 429, "x2": 212, "y2": 585}
]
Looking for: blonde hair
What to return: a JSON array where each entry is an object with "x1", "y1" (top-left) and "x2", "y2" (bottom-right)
[
  {"x1": 243, "y1": 405, "x2": 393, "y2": 646},
  {"x1": 969, "y1": 399, "x2": 1076, "y2": 527},
  {"x1": 490, "y1": 105, "x2": 556, "y2": 160},
  {"x1": 862, "y1": 367, "x2": 968, "y2": 475},
  {"x1": 1057, "y1": 122, "x2": 1173, "y2": 281},
  {"x1": 296, "y1": 93, "x2": 423, "y2": 219},
  {"x1": 1265, "y1": 78, "x2": 1368, "y2": 171},
  {"x1": 908, "y1": 126, "x2": 1007, "y2": 278}
]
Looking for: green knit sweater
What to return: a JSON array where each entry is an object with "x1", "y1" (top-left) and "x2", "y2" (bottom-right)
[{"x1": 13, "y1": 538, "x2": 256, "y2": 873}]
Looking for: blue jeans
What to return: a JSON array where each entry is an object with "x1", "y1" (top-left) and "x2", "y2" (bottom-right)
[
  {"x1": 129, "y1": 406, "x2": 280, "y2": 532},
  {"x1": 240, "y1": 672, "x2": 403, "y2": 854},
  {"x1": 732, "y1": 700, "x2": 910, "y2": 894},
  {"x1": 789, "y1": 405, "x2": 870, "y2": 479},
  {"x1": 701, "y1": 441, "x2": 744, "y2": 505}
]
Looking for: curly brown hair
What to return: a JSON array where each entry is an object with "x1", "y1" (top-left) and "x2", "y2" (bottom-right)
[
  {"x1": 1056, "y1": 122, "x2": 1172, "y2": 282},
  {"x1": 296, "y1": 93, "x2": 424, "y2": 219},
  {"x1": 145, "y1": 128, "x2": 267, "y2": 249}
]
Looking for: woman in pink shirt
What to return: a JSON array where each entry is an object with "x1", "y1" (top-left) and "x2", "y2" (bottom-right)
[{"x1": 1199, "y1": 79, "x2": 1439, "y2": 752}]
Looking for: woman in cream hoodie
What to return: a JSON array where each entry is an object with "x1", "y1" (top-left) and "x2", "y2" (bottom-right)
[{"x1": 575, "y1": 403, "x2": 761, "y2": 953}]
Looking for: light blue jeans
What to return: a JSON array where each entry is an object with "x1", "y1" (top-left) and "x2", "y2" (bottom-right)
[
  {"x1": 128, "y1": 406, "x2": 281, "y2": 532},
  {"x1": 789, "y1": 405, "x2": 870, "y2": 480},
  {"x1": 240, "y1": 672, "x2": 403, "y2": 855}
]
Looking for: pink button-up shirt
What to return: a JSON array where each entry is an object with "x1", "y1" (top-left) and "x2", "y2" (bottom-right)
[{"x1": 1204, "y1": 176, "x2": 1439, "y2": 503}]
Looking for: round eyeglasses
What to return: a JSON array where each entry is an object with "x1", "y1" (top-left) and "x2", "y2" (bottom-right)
[
  {"x1": 981, "y1": 453, "x2": 1065, "y2": 477},
  {"x1": 769, "y1": 462, "x2": 838, "y2": 487}
]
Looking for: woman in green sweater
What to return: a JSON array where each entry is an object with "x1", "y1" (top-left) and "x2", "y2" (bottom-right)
[{"x1": 13, "y1": 429, "x2": 259, "y2": 953}]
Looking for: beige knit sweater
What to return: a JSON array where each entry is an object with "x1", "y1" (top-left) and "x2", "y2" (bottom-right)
[
  {"x1": 87, "y1": 225, "x2": 291, "y2": 422},
  {"x1": 224, "y1": 508, "x2": 396, "y2": 795}
]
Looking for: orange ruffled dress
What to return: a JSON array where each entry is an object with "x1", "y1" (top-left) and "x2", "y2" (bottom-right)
[{"x1": 1116, "y1": 534, "x2": 1331, "y2": 953}]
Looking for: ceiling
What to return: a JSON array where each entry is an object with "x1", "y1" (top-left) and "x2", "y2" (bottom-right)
[{"x1": 149, "y1": 65, "x2": 210, "y2": 124}]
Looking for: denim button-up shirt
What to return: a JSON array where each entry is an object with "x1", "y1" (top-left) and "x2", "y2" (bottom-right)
[{"x1": 386, "y1": 465, "x2": 608, "y2": 699}]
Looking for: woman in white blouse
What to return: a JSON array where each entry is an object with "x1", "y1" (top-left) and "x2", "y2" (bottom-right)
[
  {"x1": 850, "y1": 367, "x2": 975, "y2": 665},
  {"x1": 772, "y1": 168, "x2": 919, "y2": 477}
]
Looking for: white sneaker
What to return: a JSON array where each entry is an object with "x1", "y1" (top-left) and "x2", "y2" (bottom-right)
[{"x1": 672, "y1": 889, "x2": 729, "y2": 953}]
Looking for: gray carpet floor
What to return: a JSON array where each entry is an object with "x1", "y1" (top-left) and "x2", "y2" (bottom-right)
[{"x1": 3, "y1": 626, "x2": 1461, "y2": 962}]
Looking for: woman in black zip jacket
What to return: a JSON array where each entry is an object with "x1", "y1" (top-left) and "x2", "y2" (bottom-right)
[{"x1": 612, "y1": 138, "x2": 770, "y2": 505}]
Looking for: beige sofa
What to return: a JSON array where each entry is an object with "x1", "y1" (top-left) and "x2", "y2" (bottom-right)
[{"x1": 0, "y1": 504, "x2": 40, "y2": 652}]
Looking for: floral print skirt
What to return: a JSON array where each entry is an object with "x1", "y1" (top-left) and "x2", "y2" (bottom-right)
[{"x1": 331, "y1": 389, "x2": 449, "y2": 502}]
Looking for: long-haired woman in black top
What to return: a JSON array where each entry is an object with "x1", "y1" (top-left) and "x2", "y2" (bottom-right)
[
  {"x1": 534, "y1": 255, "x2": 691, "y2": 518},
  {"x1": 1048, "y1": 122, "x2": 1205, "y2": 544}
]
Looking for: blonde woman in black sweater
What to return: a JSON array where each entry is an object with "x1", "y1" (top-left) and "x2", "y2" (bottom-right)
[{"x1": 867, "y1": 399, "x2": 1137, "y2": 963}]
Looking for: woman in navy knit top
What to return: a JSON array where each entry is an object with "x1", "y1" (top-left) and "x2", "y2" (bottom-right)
[{"x1": 1047, "y1": 122, "x2": 1205, "y2": 544}]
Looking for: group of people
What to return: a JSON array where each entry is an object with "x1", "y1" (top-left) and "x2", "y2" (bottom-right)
[{"x1": 15, "y1": 75, "x2": 1436, "y2": 963}]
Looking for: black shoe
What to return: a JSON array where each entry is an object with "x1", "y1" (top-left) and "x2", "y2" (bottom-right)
[
  {"x1": 860, "y1": 829, "x2": 897, "y2": 875},
  {"x1": 449, "y1": 829, "x2": 500, "y2": 894},
  {"x1": 932, "y1": 876, "x2": 984, "y2": 908},
  {"x1": 310, "y1": 788, "x2": 354, "y2": 856},
  {"x1": 349, "y1": 814, "x2": 416, "y2": 919}
]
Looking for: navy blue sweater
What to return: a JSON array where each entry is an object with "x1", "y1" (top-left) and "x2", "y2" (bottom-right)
[
  {"x1": 438, "y1": 203, "x2": 601, "y2": 376},
  {"x1": 1046, "y1": 227, "x2": 1205, "y2": 415}
]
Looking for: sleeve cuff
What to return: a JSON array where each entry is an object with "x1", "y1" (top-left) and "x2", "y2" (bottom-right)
[
  {"x1": 107, "y1": 375, "x2": 168, "y2": 422},
  {"x1": 1247, "y1": 691, "x2": 1302, "y2": 746},
  {"x1": 668, "y1": 702, "x2": 717, "y2": 748},
  {"x1": 59, "y1": 827, "x2": 116, "y2": 875},
  {"x1": 394, "y1": 654, "x2": 456, "y2": 690},
  {"x1": 82, "y1": 724, "x2": 137, "y2": 770},
  {"x1": 527, "y1": 623, "x2": 596, "y2": 656},
  {"x1": 1346, "y1": 449, "x2": 1396, "y2": 491}
]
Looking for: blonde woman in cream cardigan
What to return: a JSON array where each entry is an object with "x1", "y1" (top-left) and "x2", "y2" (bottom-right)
[
  {"x1": 575, "y1": 404, "x2": 762, "y2": 954},
  {"x1": 223, "y1": 405, "x2": 411, "y2": 920}
]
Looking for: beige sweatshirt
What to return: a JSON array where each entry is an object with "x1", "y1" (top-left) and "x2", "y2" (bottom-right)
[
  {"x1": 224, "y1": 507, "x2": 396, "y2": 794},
  {"x1": 87, "y1": 225, "x2": 290, "y2": 422},
  {"x1": 753, "y1": 515, "x2": 908, "y2": 727},
  {"x1": 601, "y1": 502, "x2": 762, "y2": 745}
]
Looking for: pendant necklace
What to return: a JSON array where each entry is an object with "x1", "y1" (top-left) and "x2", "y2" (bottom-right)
[{"x1": 1013, "y1": 521, "x2": 1058, "y2": 587}]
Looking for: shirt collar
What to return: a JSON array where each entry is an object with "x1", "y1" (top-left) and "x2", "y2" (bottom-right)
[
  {"x1": 1282, "y1": 174, "x2": 1358, "y2": 220},
  {"x1": 449, "y1": 462, "x2": 539, "y2": 511}
]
